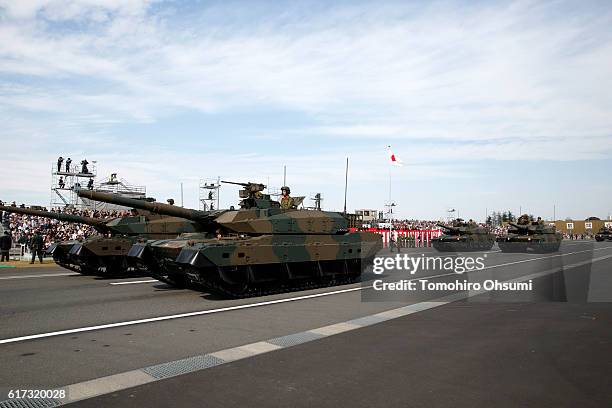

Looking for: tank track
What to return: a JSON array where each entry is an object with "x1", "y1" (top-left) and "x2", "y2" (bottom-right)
[
  {"x1": 432, "y1": 241, "x2": 495, "y2": 252},
  {"x1": 497, "y1": 241, "x2": 561, "y2": 253},
  {"x1": 199, "y1": 272, "x2": 361, "y2": 299},
  {"x1": 149, "y1": 260, "x2": 362, "y2": 298},
  {"x1": 56, "y1": 258, "x2": 143, "y2": 277}
]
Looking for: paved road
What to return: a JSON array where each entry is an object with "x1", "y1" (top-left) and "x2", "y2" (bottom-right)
[
  {"x1": 71, "y1": 301, "x2": 612, "y2": 408},
  {"x1": 0, "y1": 241, "x2": 610, "y2": 406}
]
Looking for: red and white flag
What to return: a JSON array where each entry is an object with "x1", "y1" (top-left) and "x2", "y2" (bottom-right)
[{"x1": 387, "y1": 145, "x2": 403, "y2": 166}]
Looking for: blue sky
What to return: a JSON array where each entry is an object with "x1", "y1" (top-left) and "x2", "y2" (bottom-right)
[{"x1": 1, "y1": 0, "x2": 611, "y2": 220}]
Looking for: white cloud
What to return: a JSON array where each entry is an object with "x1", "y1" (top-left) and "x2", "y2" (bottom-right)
[
  {"x1": 1, "y1": 1, "x2": 611, "y2": 149},
  {"x1": 0, "y1": 0, "x2": 153, "y2": 20},
  {"x1": 1, "y1": 1, "x2": 611, "y2": 219}
]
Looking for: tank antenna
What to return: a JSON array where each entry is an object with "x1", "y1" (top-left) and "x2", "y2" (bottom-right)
[{"x1": 343, "y1": 157, "x2": 349, "y2": 214}]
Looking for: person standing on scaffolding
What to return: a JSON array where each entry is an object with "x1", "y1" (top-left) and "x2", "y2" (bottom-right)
[
  {"x1": 65, "y1": 158, "x2": 72, "y2": 172},
  {"x1": 57, "y1": 156, "x2": 64, "y2": 172}
]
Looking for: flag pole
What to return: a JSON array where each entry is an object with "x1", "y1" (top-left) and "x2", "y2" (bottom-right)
[
  {"x1": 388, "y1": 167, "x2": 391, "y2": 203},
  {"x1": 343, "y1": 157, "x2": 349, "y2": 214}
]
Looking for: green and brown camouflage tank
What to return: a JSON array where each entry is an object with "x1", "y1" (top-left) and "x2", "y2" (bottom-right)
[
  {"x1": 594, "y1": 226, "x2": 612, "y2": 242},
  {"x1": 432, "y1": 219, "x2": 495, "y2": 252},
  {"x1": 81, "y1": 182, "x2": 382, "y2": 297},
  {"x1": 1, "y1": 201, "x2": 204, "y2": 276},
  {"x1": 497, "y1": 214, "x2": 562, "y2": 253}
]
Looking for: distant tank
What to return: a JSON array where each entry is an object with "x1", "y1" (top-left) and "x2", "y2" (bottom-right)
[
  {"x1": 0, "y1": 201, "x2": 202, "y2": 275},
  {"x1": 432, "y1": 219, "x2": 495, "y2": 252},
  {"x1": 594, "y1": 227, "x2": 612, "y2": 242},
  {"x1": 83, "y1": 182, "x2": 383, "y2": 297},
  {"x1": 497, "y1": 215, "x2": 562, "y2": 253}
]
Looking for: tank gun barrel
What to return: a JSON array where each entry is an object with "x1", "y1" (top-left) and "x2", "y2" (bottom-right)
[
  {"x1": 0, "y1": 205, "x2": 108, "y2": 231},
  {"x1": 221, "y1": 180, "x2": 250, "y2": 187},
  {"x1": 508, "y1": 222, "x2": 529, "y2": 230},
  {"x1": 221, "y1": 180, "x2": 266, "y2": 193},
  {"x1": 436, "y1": 223, "x2": 458, "y2": 231},
  {"x1": 77, "y1": 190, "x2": 215, "y2": 224}
]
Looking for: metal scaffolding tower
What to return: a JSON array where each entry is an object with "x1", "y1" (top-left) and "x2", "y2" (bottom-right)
[
  {"x1": 199, "y1": 177, "x2": 220, "y2": 211},
  {"x1": 50, "y1": 158, "x2": 97, "y2": 209},
  {"x1": 81, "y1": 173, "x2": 146, "y2": 211}
]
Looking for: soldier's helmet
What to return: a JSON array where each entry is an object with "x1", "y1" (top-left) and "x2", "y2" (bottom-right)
[{"x1": 281, "y1": 186, "x2": 291, "y2": 194}]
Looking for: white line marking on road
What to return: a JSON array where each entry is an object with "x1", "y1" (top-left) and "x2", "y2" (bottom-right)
[
  {"x1": 0, "y1": 272, "x2": 79, "y2": 280},
  {"x1": 109, "y1": 279, "x2": 159, "y2": 285},
  {"x1": 2, "y1": 245, "x2": 612, "y2": 345},
  {"x1": 0, "y1": 286, "x2": 363, "y2": 345},
  {"x1": 485, "y1": 246, "x2": 611, "y2": 270}
]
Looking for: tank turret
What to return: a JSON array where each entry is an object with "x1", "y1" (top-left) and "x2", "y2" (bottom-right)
[
  {"x1": 508, "y1": 222, "x2": 531, "y2": 231},
  {"x1": 436, "y1": 223, "x2": 464, "y2": 234},
  {"x1": 79, "y1": 188, "x2": 348, "y2": 235}
]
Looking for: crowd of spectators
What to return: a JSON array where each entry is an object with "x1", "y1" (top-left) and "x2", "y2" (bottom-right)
[
  {"x1": 1, "y1": 207, "x2": 128, "y2": 249},
  {"x1": 366, "y1": 219, "x2": 598, "y2": 240},
  {"x1": 387, "y1": 219, "x2": 440, "y2": 230},
  {"x1": 370, "y1": 219, "x2": 510, "y2": 233}
]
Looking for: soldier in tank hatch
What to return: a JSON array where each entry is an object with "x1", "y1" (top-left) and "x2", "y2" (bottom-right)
[{"x1": 279, "y1": 186, "x2": 295, "y2": 209}]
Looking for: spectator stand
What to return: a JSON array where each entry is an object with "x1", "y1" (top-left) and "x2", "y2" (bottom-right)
[
  {"x1": 5, "y1": 207, "x2": 128, "y2": 261},
  {"x1": 363, "y1": 228, "x2": 443, "y2": 248}
]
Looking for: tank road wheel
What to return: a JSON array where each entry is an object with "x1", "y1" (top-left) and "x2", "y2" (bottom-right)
[
  {"x1": 345, "y1": 258, "x2": 361, "y2": 276},
  {"x1": 341, "y1": 259, "x2": 362, "y2": 284},
  {"x1": 79, "y1": 264, "x2": 99, "y2": 276},
  {"x1": 217, "y1": 265, "x2": 250, "y2": 297},
  {"x1": 166, "y1": 273, "x2": 188, "y2": 289},
  {"x1": 102, "y1": 257, "x2": 131, "y2": 277}
]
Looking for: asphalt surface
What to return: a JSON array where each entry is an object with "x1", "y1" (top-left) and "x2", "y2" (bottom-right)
[
  {"x1": 0, "y1": 241, "x2": 611, "y2": 406},
  {"x1": 71, "y1": 302, "x2": 612, "y2": 408}
]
